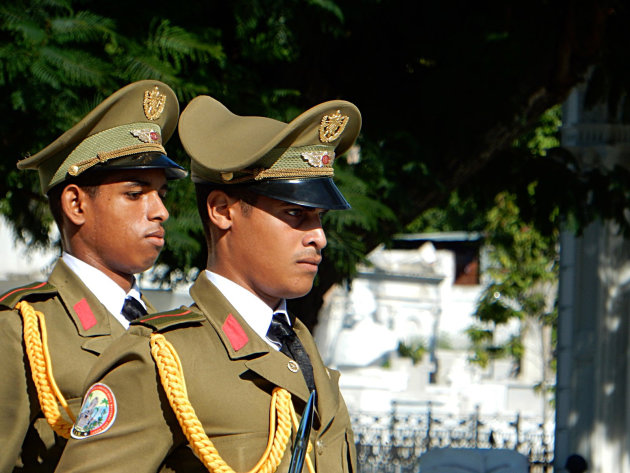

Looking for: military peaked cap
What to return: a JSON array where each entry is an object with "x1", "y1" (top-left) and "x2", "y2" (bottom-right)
[
  {"x1": 18, "y1": 80, "x2": 187, "y2": 193},
  {"x1": 178, "y1": 96, "x2": 361, "y2": 210}
]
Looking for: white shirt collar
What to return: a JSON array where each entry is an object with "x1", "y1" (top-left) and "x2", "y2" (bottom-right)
[
  {"x1": 205, "y1": 270, "x2": 289, "y2": 350},
  {"x1": 62, "y1": 251, "x2": 146, "y2": 329}
]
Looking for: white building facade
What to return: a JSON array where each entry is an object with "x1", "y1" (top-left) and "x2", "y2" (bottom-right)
[
  {"x1": 554, "y1": 80, "x2": 630, "y2": 473},
  {"x1": 314, "y1": 233, "x2": 551, "y2": 424}
]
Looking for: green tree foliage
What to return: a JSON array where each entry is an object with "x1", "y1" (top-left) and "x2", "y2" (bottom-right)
[
  {"x1": 476, "y1": 107, "x2": 560, "y2": 390},
  {"x1": 397, "y1": 339, "x2": 426, "y2": 366},
  {"x1": 468, "y1": 191, "x2": 558, "y2": 375},
  {"x1": 1, "y1": 0, "x2": 629, "y2": 329},
  {"x1": 0, "y1": 0, "x2": 220, "y2": 250},
  {"x1": 411, "y1": 104, "x2": 561, "y2": 379}
]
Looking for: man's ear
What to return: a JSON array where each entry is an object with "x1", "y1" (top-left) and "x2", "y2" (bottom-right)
[
  {"x1": 60, "y1": 184, "x2": 89, "y2": 226},
  {"x1": 207, "y1": 190, "x2": 236, "y2": 230}
]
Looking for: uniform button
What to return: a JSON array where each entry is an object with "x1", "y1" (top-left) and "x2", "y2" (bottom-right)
[
  {"x1": 316, "y1": 440, "x2": 324, "y2": 455},
  {"x1": 287, "y1": 360, "x2": 299, "y2": 372}
]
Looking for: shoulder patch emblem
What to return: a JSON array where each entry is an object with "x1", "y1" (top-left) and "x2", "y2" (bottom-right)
[
  {"x1": 222, "y1": 313, "x2": 248, "y2": 351},
  {"x1": 131, "y1": 307, "x2": 205, "y2": 332},
  {"x1": 0, "y1": 281, "x2": 56, "y2": 309},
  {"x1": 71, "y1": 383, "x2": 117, "y2": 439}
]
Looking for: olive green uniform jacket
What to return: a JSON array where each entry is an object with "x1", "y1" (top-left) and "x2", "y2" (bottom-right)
[
  {"x1": 0, "y1": 260, "x2": 154, "y2": 473},
  {"x1": 55, "y1": 272, "x2": 357, "y2": 473}
]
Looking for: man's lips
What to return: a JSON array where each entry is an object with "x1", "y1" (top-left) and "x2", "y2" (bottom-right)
[
  {"x1": 146, "y1": 229, "x2": 165, "y2": 245},
  {"x1": 297, "y1": 256, "x2": 321, "y2": 266}
]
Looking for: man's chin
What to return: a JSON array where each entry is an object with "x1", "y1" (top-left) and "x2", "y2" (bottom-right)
[
  {"x1": 283, "y1": 283, "x2": 315, "y2": 301},
  {"x1": 125, "y1": 260, "x2": 160, "y2": 277}
]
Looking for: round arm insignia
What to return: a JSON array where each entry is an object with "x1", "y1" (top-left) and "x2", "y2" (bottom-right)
[{"x1": 71, "y1": 383, "x2": 117, "y2": 439}]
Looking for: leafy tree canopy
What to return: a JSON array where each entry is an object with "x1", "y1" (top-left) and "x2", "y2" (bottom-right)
[{"x1": 1, "y1": 0, "x2": 628, "y2": 327}]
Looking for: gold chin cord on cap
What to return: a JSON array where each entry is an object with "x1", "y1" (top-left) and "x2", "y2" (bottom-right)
[
  {"x1": 15, "y1": 301, "x2": 75, "y2": 438},
  {"x1": 220, "y1": 167, "x2": 334, "y2": 184},
  {"x1": 67, "y1": 143, "x2": 166, "y2": 177},
  {"x1": 150, "y1": 333, "x2": 315, "y2": 473}
]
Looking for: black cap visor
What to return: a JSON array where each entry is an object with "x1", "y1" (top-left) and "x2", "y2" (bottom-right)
[
  {"x1": 87, "y1": 152, "x2": 187, "y2": 180},
  {"x1": 246, "y1": 177, "x2": 350, "y2": 210}
]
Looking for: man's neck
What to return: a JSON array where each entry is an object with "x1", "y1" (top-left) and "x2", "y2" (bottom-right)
[
  {"x1": 206, "y1": 264, "x2": 280, "y2": 309},
  {"x1": 64, "y1": 251, "x2": 134, "y2": 292}
]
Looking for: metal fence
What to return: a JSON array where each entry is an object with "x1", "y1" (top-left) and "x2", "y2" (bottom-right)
[{"x1": 350, "y1": 401, "x2": 554, "y2": 473}]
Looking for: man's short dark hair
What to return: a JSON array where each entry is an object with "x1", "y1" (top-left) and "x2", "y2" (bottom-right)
[
  {"x1": 47, "y1": 174, "x2": 106, "y2": 233},
  {"x1": 194, "y1": 183, "x2": 259, "y2": 237}
]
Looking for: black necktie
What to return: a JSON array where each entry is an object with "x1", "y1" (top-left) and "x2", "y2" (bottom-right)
[
  {"x1": 267, "y1": 313, "x2": 316, "y2": 393},
  {"x1": 121, "y1": 296, "x2": 147, "y2": 322}
]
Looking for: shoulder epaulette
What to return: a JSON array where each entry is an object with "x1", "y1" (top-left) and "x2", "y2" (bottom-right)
[
  {"x1": 0, "y1": 281, "x2": 57, "y2": 309},
  {"x1": 131, "y1": 307, "x2": 205, "y2": 332}
]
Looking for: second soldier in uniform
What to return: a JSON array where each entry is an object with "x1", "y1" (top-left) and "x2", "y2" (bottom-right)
[{"x1": 0, "y1": 81, "x2": 186, "y2": 472}]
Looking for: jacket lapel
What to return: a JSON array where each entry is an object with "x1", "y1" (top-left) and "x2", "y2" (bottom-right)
[
  {"x1": 293, "y1": 317, "x2": 339, "y2": 431},
  {"x1": 48, "y1": 260, "x2": 122, "y2": 355},
  {"x1": 189, "y1": 274, "x2": 311, "y2": 403}
]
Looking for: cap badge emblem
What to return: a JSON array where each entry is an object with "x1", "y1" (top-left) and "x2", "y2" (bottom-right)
[
  {"x1": 301, "y1": 150, "x2": 335, "y2": 168},
  {"x1": 143, "y1": 86, "x2": 166, "y2": 121},
  {"x1": 319, "y1": 110, "x2": 349, "y2": 143},
  {"x1": 131, "y1": 129, "x2": 162, "y2": 144}
]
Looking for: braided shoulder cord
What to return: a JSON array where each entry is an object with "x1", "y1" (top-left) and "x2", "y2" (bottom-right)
[
  {"x1": 15, "y1": 301, "x2": 75, "y2": 438},
  {"x1": 150, "y1": 333, "x2": 315, "y2": 473}
]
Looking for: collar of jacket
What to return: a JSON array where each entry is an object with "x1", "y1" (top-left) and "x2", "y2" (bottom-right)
[
  {"x1": 189, "y1": 272, "x2": 341, "y2": 430},
  {"x1": 49, "y1": 259, "x2": 127, "y2": 353}
]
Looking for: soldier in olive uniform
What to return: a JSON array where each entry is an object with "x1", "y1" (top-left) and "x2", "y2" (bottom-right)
[
  {"x1": 0, "y1": 81, "x2": 186, "y2": 472},
  {"x1": 56, "y1": 96, "x2": 361, "y2": 473}
]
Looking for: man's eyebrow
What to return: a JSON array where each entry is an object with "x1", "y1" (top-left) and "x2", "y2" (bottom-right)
[
  {"x1": 279, "y1": 202, "x2": 317, "y2": 210},
  {"x1": 115, "y1": 178, "x2": 169, "y2": 192},
  {"x1": 119, "y1": 179, "x2": 150, "y2": 187}
]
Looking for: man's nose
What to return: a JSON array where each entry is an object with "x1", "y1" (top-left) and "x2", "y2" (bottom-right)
[
  {"x1": 304, "y1": 216, "x2": 327, "y2": 250},
  {"x1": 149, "y1": 192, "x2": 169, "y2": 221}
]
